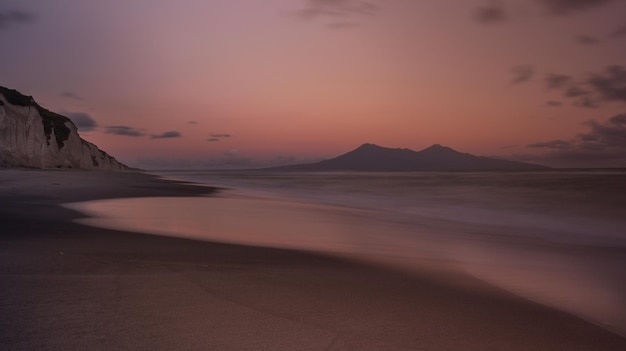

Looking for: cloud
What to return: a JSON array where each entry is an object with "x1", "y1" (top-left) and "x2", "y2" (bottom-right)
[
  {"x1": 60, "y1": 91, "x2": 84, "y2": 101},
  {"x1": 538, "y1": 0, "x2": 614, "y2": 15},
  {"x1": 584, "y1": 114, "x2": 626, "y2": 147},
  {"x1": 576, "y1": 35, "x2": 600, "y2": 45},
  {"x1": 208, "y1": 133, "x2": 232, "y2": 141},
  {"x1": 474, "y1": 2, "x2": 507, "y2": 24},
  {"x1": 211, "y1": 133, "x2": 231, "y2": 138},
  {"x1": 543, "y1": 66, "x2": 626, "y2": 109},
  {"x1": 574, "y1": 96, "x2": 600, "y2": 108},
  {"x1": 151, "y1": 131, "x2": 181, "y2": 139},
  {"x1": 0, "y1": 9, "x2": 36, "y2": 30},
  {"x1": 546, "y1": 100, "x2": 563, "y2": 106},
  {"x1": 65, "y1": 112, "x2": 97, "y2": 132},
  {"x1": 521, "y1": 114, "x2": 626, "y2": 166},
  {"x1": 609, "y1": 25, "x2": 626, "y2": 38},
  {"x1": 294, "y1": 0, "x2": 380, "y2": 28},
  {"x1": 545, "y1": 74, "x2": 572, "y2": 90},
  {"x1": 510, "y1": 65, "x2": 534, "y2": 84},
  {"x1": 105, "y1": 126, "x2": 146, "y2": 137},
  {"x1": 564, "y1": 85, "x2": 588, "y2": 97},
  {"x1": 588, "y1": 65, "x2": 626, "y2": 103},
  {"x1": 527, "y1": 140, "x2": 572, "y2": 149}
]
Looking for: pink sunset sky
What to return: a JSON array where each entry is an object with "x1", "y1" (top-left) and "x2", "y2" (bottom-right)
[{"x1": 1, "y1": 0, "x2": 625, "y2": 168}]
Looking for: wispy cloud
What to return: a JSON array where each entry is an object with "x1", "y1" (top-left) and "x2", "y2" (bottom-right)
[
  {"x1": 60, "y1": 91, "x2": 85, "y2": 101},
  {"x1": 543, "y1": 66, "x2": 626, "y2": 108},
  {"x1": 545, "y1": 74, "x2": 572, "y2": 90},
  {"x1": 0, "y1": 9, "x2": 36, "y2": 30},
  {"x1": 474, "y1": 1, "x2": 507, "y2": 24},
  {"x1": 210, "y1": 133, "x2": 231, "y2": 138},
  {"x1": 528, "y1": 139, "x2": 572, "y2": 149},
  {"x1": 294, "y1": 0, "x2": 380, "y2": 28},
  {"x1": 609, "y1": 24, "x2": 626, "y2": 38},
  {"x1": 105, "y1": 126, "x2": 146, "y2": 137},
  {"x1": 574, "y1": 96, "x2": 600, "y2": 108},
  {"x1": 564, "y1": 85, "x2": 589, "y2": 97},
  {"x1": 575, "y1": 35, "x2": 600, "y2": 45},
  {"x1": 207, "y1": 133, "x2": 232, "y2": 142},
  {"x1": 546, "y1": 100, "x2": 563, "y2": 107},
  {"x1": 151, "y1": 131, "x2": 181, "y2": 139},
  {"x1": 65, "y1": 112, "x2": 97, "y2": 132},
  {"x1": 588, "y1": 65, "x2": 626, "y2": 103},
  {"x1": 510, "y1": 65, "x2": 534, "y2": 84}
]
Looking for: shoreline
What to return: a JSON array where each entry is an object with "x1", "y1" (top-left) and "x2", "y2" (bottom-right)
[{"x1": 2, "y1": 169, "x2": 626, "y2": 350}]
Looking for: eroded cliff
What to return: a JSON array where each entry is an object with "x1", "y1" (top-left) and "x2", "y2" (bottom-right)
[{"x1": 0, "y1": 86, "x2": 129, "y2": 170}]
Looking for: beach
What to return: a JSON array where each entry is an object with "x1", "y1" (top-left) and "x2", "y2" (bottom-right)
[{"x1": 1, "y1": 169, "x2": 626, "y2": 350}]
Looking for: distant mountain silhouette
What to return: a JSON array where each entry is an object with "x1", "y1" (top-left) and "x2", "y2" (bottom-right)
[{"x1": 269, "y1": 143, "x2": 547, "y2": 171}]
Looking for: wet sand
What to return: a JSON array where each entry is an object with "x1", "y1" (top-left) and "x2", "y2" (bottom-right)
[{"x1": 1, "y1": 169, "x2": 626, "y2": 350}]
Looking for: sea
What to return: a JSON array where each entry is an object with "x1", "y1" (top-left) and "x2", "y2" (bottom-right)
[{"x1": 66, "y1": 169, "x2": 626, "y2": 335}]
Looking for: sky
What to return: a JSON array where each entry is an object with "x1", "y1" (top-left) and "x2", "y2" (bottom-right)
[{"x1": 1, "y1": 0, "x2": 625, "y2": 168}]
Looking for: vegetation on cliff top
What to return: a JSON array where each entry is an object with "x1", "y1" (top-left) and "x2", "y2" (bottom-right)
[{"x1": 0, "y1": 85, "x2": 71, "y2": 149}]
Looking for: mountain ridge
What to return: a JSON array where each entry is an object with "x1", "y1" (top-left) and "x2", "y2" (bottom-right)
[{"x1": 269, "y1": 143, "x2": 547, "y2": 171}]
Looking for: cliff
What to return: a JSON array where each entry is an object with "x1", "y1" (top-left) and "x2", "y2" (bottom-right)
[{"x1": 0, "y1": 86, "x2": 129, "y2": 170}]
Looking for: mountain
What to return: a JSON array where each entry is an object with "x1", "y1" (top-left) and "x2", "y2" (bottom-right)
[
  {"x1": 270, "y1": 143, "x2": 547, "y2": 171},
  {"x1": 0, "y1": 85, "x2": 129, "y2": 170}
]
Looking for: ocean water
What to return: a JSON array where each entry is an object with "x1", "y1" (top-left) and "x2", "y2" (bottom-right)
[{"x1": 66, "y1": 170, "x2": 626, "y2": 335}]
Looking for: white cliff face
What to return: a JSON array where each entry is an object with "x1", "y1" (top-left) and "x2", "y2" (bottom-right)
[{"x1": 0, "y1": 87, "x2": 129, "y2": 171}]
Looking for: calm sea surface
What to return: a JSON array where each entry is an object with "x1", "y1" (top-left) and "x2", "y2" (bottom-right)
[{"x1": 67, "y1": 170, "x2": 626, "y2": 335}]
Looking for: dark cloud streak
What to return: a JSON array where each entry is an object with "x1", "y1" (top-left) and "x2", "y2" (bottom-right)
[
  {"x1": 60, "y1": 91, "x2": 85, "y2": 101},
  {"x1": 527, "y1": 140, "x2": 572, "y2": 149},
  {"x1": 65, "y1": 112, "x2": 97, "y2": 132},
  {"x1": 151, "y1": 131, "x2": 181, "y2": 139},
  {"x1": 105, "y1": 126, "x2": 146, "y2": 137}
]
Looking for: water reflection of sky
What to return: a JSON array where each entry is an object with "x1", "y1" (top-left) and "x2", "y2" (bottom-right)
[{"x1": 66, "y1": 172, "x2": 626, "y2": 336}]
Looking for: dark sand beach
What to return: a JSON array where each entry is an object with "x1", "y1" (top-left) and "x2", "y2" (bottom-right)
[{"x1": 1, "y1": 170, "x2": 626, "y2": 350}]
